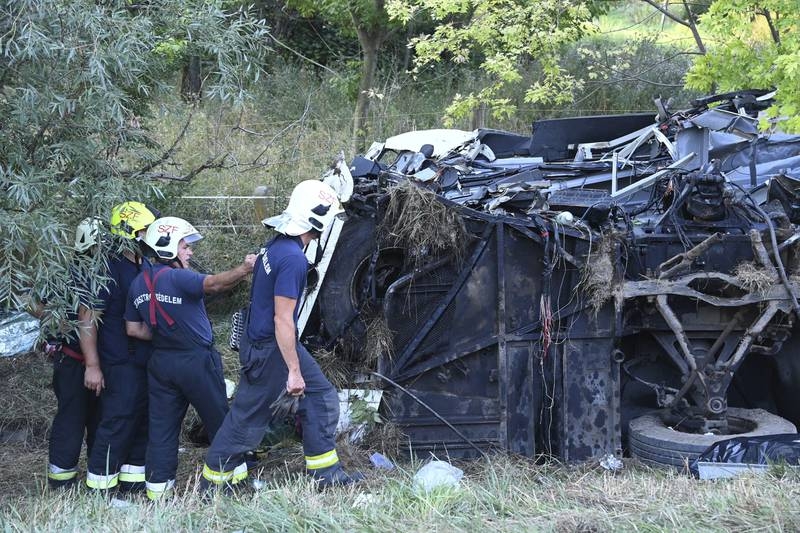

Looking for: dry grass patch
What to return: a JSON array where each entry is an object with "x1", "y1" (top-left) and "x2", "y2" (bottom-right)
[
  {"x1": 579, "y1": 233, "x2": 619, "y2": 312},
  {"x1": 381, "y1": 181, "x2": 467, "y2": 265},
  {"x1": 363, "y1": 315, "x2": 394, "y2": 367},
  {"x1": 0, "y1": 354, "x2": 55, "y2": 448},
  {"x1": 734, "y1": 261, "x2": 775, "y2": 293}
]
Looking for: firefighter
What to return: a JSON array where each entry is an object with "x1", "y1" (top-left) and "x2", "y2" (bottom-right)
[
  {"x1": 85, "y1": 201, "x2": 158, "y2": 493},
  {"x1": 202, "y1": 180, "x2": 362, "y2": 490},
  {"x1": 39, "y1": 218, "x2": 102, "y2": 488},
  {"x1": 124, "y1": 216, "x2": 256, "y2": 500}
]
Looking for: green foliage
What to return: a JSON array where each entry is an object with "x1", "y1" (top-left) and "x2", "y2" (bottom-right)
[
  {"x1": 349, "y1": 397, "x2": 383, "y2": 426},
  {"x1": 563, "y1": 35, "x2": 699, "y2": 114},
  {"x1": 389, "y1": 0, "x2": 596, "y2": 122},
  {"x1": 685, "y1": 0, "x2": 800, "y2": 131},
  {"x1": 0, "y1": 0, "x2": 268, "y2": 316},
  {"x1": 287, "y1": 0, "x2": 394, "y2": 36}
]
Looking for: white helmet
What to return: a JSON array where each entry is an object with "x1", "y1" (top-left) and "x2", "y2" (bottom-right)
[
  {"x1": 143, "y1": 216, "x2": 203, "y2": 260},
  {"x1": 262, "y1": 180, "x2": 344, "y2": 236},
  {"x1": 74, "y1": 217, "x2": 102, "y2": 253}
]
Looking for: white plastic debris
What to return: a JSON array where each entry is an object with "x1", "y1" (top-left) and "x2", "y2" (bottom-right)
[
  {"x1": 599, "y1": 454, "x2": 623, "y2": 471},
  {"x1": 109, "y1": 497, "x2": 133, "y2": 509},
  {"x1": 224, "y1": 379, "x2": 236, "y2": 399},
  {"x1": 353, "y1": 493, "x2": 378, "y2": 508},
  {"x1": 0, "y1": 312, "x2": 39, "y2": 357},
  {"x1": 336, "y1": 389, "x2": 383, "y2": 443},
  {"x1": 554, "y1": 211, "x2": 575, "y2": 225},
  {"x1": 412, "y1": 460, "x2": 464, "y2": 493}
]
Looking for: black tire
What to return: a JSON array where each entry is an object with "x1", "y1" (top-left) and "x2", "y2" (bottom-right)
[
  {"x1": 628, "y1": 408, "x2": 796, "y2": 468},
  {"x1": 317, "y1": 216, "x2": 377, "y2": 340},
  {"x1": 317, "y1": 216, "x2": 405, "y2": 341}
]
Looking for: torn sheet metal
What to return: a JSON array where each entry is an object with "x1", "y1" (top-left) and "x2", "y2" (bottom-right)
[{"x1": 358, "y1": 91, "x2": 800, "y2": 216}]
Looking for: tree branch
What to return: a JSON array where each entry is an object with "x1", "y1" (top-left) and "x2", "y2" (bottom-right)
[
  {"x1": 134, "y1": 104, "x2": 196, "y2": 176},
  {"x1": 139, "y1": 172, "x2": 188, "y2": 181},
  {"x1": 680, "y1": 0, "x2": 706, "y2": 54},
  {"x1": 266, "y1": 30, "x2": 340, "y2": 78},
  {"x1": 638, "y1": 0, "x2": 705, "y2": 54},
  {"x1": 139, "y1": 154, "x2": 228, "y2": 182},
  {"x1": 638, "y1": 0, "x2": 689, "y2": 28},
  {"x1": 183, "y1": 154, "x2": 228, "y2": 182},
  {"x1": 760, "y1": 9, "x2": 780, "y2": 45},
  {"x1": 254, "y1": 101, "x2": 310, "y2": 166}
]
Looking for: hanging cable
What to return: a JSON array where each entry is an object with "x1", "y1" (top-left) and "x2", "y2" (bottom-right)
[{"x1": 371, "y1": 372, "x2": 488, "y2": 458}]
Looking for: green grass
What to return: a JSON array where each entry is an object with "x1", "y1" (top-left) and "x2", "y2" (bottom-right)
[{"x1": 3, "y1": 452, "x2": 800, "y2": 532}]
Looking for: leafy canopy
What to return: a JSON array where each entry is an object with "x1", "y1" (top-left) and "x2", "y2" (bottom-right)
[
  {"x1": 388, "y1": 0, "x2": 596, "y2": 122},
  {"x1": 685, "y1": 0, "x2": 800, "y2": 132},
  {"x1": 287, "y1": 0, "x2": 392, "y2": 34},
  {"x1": 0, "y1": 0, "x2": 268, "y2": 325}
]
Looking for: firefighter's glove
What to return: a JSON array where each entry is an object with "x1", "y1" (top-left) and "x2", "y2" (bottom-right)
[{"x1": 270, "y1": 390, "x2": 303, "y2": 423}]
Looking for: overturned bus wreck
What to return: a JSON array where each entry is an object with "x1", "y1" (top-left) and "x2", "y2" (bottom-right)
[{"x1": 299, "y1": 89, "x2": 800, "y2": 466}]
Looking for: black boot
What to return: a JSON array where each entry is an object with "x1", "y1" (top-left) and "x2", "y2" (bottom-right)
[{"x1": 312, "y1": 465, "x2": 364, "y2": 489}]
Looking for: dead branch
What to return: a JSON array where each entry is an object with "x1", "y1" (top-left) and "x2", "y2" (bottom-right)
[
  {"x1": 243, "y1": 95, "x2": 312, "y2": 167},
  {"x1": 623, "y1": 273, "x2": 795, "y2": 309},
  {"x1": 134, "y1": 104, "x2": 196, "y2": 176},
  {"x1": 183, "y1": 154, "x2": 229, "y2": 182},
  {"x1": 139, "y1": 154, "x2": 228, "y2": 183}
]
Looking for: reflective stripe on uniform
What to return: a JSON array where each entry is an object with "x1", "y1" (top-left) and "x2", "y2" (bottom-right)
[
  {"x1": 146, "y1": 479, "x2": 175, "y2": 501},
  {"x1": 202, "y1": 462, "x2": 248, "y2": 485},
  {"x1": 119, "y1": 464, "x2": 146, "y2": 483},
  {"x1": 305, "y1": 449, "x2": 339, "y2": 470},
  {"x1": 86, "y1": 470, "x2": 119, "y2": 490},
  {"x1": 48, "y1": 464, "x2": 78, "y2": 481}
]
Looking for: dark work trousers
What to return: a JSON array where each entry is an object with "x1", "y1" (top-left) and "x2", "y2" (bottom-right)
[
  {"x1": 86, "y1": 362, "x2": 148, "y2": 491},
  {"x1": 48, "y1": 355, "x2": 100, "y2": 488},
  {"x1": 203, "y1": 334, "x2": 340, "y2": 485},
  {"x1": 145, "y1": 344, "x2": 228, "y2": 499}
]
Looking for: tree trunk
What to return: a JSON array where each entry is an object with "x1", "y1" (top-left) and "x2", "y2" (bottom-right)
[
  {"x1": 351, "y1": 30, "x2": 381, "y2": 157},
  {"x1": 402, "y1": 20, "x2": 414, "y2": 73},
  {"x1": 181, "y1": 55, "x2": 202, "y2": 101}
]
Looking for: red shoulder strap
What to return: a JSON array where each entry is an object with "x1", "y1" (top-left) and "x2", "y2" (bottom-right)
[{"x1": 142, "y1": 268, "x2": 176, "y2": 328}]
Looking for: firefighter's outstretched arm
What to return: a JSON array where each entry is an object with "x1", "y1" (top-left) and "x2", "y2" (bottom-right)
[
  {"x1": 275, "y1": 295, "x2": 305, "y2": 395},
  {"x1": 78, "y1": 305, "x2": 104, "y2": 396},
  {"x1": 202, "y1": 254, "x2": 257, "y2": 294}
]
